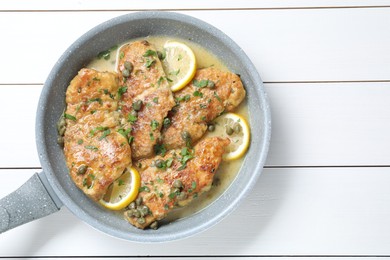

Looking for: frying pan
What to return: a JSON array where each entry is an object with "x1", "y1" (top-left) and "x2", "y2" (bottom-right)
[{"x1": 0, "y1": 11, "x2": 271, "y2": 242}]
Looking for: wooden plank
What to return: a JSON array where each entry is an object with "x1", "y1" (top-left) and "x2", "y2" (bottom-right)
[
  {"x1": 1, "y1": 0, "x2": 390, "y2": 11},
  {"x1": 0, "y1": 9, "x2": 389, "y2": 84},
  {"x1": 265, "y1": 82, "x2": 390, "y2": 167},
  {"x1": 1, "y1": 82, "x2": 389, "y2": 168},
  {"x1": 0, "y1": 85, "x2": 41, "y2": 167},
  {"x1": 1, "y1": 167, "x2": 390, "y2": 256}
]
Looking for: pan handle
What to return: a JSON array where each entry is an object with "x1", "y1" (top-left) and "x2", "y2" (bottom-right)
[{"x1": 0, "y1": 172, "x2": 63, "y2": 234}]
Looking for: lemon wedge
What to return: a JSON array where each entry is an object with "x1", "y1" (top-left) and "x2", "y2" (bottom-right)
[
  {"x1": 99, "y1": 167, "x2": 141, "y2": 210},
  {"x1": 209, "y1": 113, "x2": 250, "y2": 161},
  {"x1": 162, "y1": 41, "x2": 197, "y2": 92}
]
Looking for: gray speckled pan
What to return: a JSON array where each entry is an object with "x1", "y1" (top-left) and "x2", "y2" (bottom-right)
[{"x1": 0, "y1": 11, "x2": 271, "y2": 242}]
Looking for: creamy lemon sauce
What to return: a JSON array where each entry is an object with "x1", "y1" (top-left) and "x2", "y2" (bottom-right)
[{"x1": 87, "y1": 36, "x2": 248, "y2": 223}]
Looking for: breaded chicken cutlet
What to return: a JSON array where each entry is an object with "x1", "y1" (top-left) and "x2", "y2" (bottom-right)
[
  {"x1": 117, "y1": 40, "x2": 175, "y2": 160},
  {"x1": 161, "y1": 67, "x2": 245, "y2": 149},
  {"x1": 125, "y1": 137, "x2": 230, "y2": 229},
  {"x1": 63, "y1": 69, "x2": 132, "y2": 201}
]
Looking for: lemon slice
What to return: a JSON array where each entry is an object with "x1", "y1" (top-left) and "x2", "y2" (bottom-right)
[
  {"x1": 162, "y1": 41, "x2": 197, "y2": 92},
  {"x1": 209, "y1": 113, "x2": 250, "y2": 161},
  {"x1": 99, "y1": 167, "x2": 141, "y2": 210}
]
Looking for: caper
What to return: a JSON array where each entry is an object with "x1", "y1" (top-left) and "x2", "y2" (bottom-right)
[
  {"x1": 130, "y1": 208, "x2": 139, "y2": 217},
  {"x1": 207, "y1": 124, "x2": 215, "y2": 132},
  {"x1": 126, "y1": 211, "x2": 134, "y2": 218},
  {"x1": 57, "y1": 117, "x2": 66, "y2": 129},
  {"x1": 226, "y1": 126, "x2": 234, "y2": 135},
  {"x1": 137, "y1": 217, "x2": 146, "y2": 225},
  {"x1": 57, "y1": 136, "x2": 64, "y2": 146},
  {"x1": 128, "y1": 202, "x2": 136, "y2": 209},
  {"x1": 135, "y1": 196, "x2": 143, "y2": 206},
  {"x1": 122, "y1": 68, "x2": 130, "y2": 78},
  {"x1": 133, "y1": 209, "x2": 141, "y2": 218},
  {"x1": 140, "y1": 205, "x2": 150, "y2": 216},
  {"x1": 77, "y1": 165, "x2": 88, "y2": 175},
  {"x1": 157, "y1": 51, "x2": 165, "y2": 60},
  {"x1": 59, "y1": 127, "x2": 66, "y2": 137},
  {"x1": 177, "y1": 192, "x2": 187, "y2": 201},
  {"x1": 181, "y1": 131, "x2": 191, "y2": 142},
  {"x1": 233, "y1": 123, "x2": 241, "y2": 133},
  {"x1": 155, "y1": 159, "x2": 164, "y2": 168},
  {"x1": 150, "y1": 221, "x2": 158, "y2": 230},
  {"x1": 207, "y1": 80, "x2": 215, "y2": 88},
  {"x1": 171, "y1": 188, "x2": 181, "y2": 195},
  {"x1": 163, "y1": 117, "x2": 171, "y2": 127},
  {"x1": 132, "y1": 100, "x2": 143, "y2": 111},
  {"x1": 130, "y1": 110, "x2": 138, "y2": 117},
  {"x1": 124, "y1": 61, "x2": 133, "y2": 72},
  {"x1": 173, "y1": 179, "x2": 183, "y2": 189}
]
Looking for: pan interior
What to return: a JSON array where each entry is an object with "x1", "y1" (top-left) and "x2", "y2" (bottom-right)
[{"x1": 36, "y1": 11, "x2": 271, "y2": 242}]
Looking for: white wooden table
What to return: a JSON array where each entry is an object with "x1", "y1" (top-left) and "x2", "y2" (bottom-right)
[{"x1": 1, "y1": 1, "x2": 390, "y2": 258}]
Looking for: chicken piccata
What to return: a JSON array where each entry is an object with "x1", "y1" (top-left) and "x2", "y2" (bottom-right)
[{"x1": 59, "y1": 38, "x2": 247, "y2": 230}]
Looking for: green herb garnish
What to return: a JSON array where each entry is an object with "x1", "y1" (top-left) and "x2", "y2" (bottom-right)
[
  {"x1": 85, "y1": 145, "x2": 98, "y2": 151},
  {"x1": 143, "y1": 49, "x2": 157, "y2": 57},
  {"x1": 64, "y1": 113, "x2": 76, "y2": 121},
  {"x1": 151, "y1": 120, "x2": 159, "y2": 131},
  {"x1": 145, "y1": 58, "x2": 155, "y2": 68},
  {"x1": 193, "y1": 90, "x2": 203, "y2": 98},
  {"x1": 118, "y1": 86, "x2": 128, "y2": 98}
]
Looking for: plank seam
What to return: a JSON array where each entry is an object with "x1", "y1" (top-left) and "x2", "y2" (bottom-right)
[
  {"x1": 2, "y1": 255, "x2": 390, "y2": 258},
  {"x1": 1, "y1": 5, "x2": 390, "y2": 12}
]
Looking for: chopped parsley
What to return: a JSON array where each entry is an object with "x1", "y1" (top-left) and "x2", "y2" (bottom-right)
[
  {"x1": 188, "y1": 181, "x2": 197, "y2": 193},
  {"x1": 87, "y1": 97, "x2": 103, "y2": 105},
  {"x1": 139, "y1": 186, "x2": 151, "y2": 193},
  {"x1": 166, "y1": 157, "x2": 174, "y2": 168},
  {"x1": 193, "y1": 79, "x2": 209, "y2": 88},
  {"x1": 214, "y1": 91, "x2": 222, "y2": 102},
  {"x1": 90, "y1": 126, "x2": 108, "y2": 137},
  {"x1": 145, "y1": 58, "x2": 155, "y2": 68},
  {"x1": 85, "y1": 145, "x2": 98, "y2": 151},
  {"x1": 97, "y1": 50, "x2": 111, "y2": 60},
  {"x1": 176, "y1": 94, "x2": 191, "y2": 103},
  {"x1": 154, "y1": 143, "x2": 167, "y2": 156},
  {"x1": 64, "y1": 113, "x2": 76, "y2": 121},
  {"x1": 193, "y1": 90, "x2": 203, "y2": 98},
  {"x1": 169, "y1": 69, "x2": 180, "y2": 76},
  {"x1": 99, "y1": 129, "x2": 111, "y2": 140},
  {"x1": 178, "y1": 147, "x2": 194, "y2": 170},
  {"x1": 128, "y1": 113, "x2": 137, "y2": 123},
  {"x1": 117, "y1": 86, "x2": 128, "y2": 98},
  {"x1": 157, "y1": 76, "x2": 165, "y2": 86},
  {"x1": 143, "y1": 49, "x2": 157, "y2": 57},
  {"x1": 151, "y1": 120, "x2": 159, "y2": 131},
  {"x1": 117, "y1": 128, "x2": 132, "y2": 139}
]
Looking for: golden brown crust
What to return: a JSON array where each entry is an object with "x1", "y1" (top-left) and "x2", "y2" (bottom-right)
[
  {"x1": 162, "y1": 67, "x2": 245, "y2": 150},
  {"x1": 117, "y1": 41, "x2": 175, "y2": 159},
  {"x1": 64, "y1": 68, "x2": 131, "y2": 201},
  {"x1": 124, "y1": 137, "x2": 230, "y2": 229}
]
